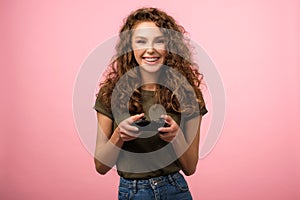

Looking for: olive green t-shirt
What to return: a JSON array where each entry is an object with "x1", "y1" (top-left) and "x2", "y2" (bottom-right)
[{"x1": 94, "y1": 89, "x2": 207, "y2": 179}]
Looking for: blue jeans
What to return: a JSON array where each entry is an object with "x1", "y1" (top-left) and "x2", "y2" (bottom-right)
[{"x1": 118, "y1": 172, "x2": 192, "y2": 200}]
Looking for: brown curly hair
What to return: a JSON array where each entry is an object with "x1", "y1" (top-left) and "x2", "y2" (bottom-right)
[{"x1": 97, "y1": 7, "x2": 206, "y2": 117}]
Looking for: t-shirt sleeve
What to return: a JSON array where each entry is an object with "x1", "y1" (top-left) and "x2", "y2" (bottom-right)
[
  {"x1": 93, "y1": 94, "x2": 113, "y2": 120},
  {"x1": 200, "y1": 105, "x2": 208, "y2": 116},
  {"x1": 184, "y1": 105, "x2": 208, "y2": 121}
]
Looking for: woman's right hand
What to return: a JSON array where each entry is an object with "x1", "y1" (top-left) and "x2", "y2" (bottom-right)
[{"x1": 117, "y1": 113, "x2": 144, "y2": 141}]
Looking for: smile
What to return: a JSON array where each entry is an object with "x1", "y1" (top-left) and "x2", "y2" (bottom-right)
[{"x1": 143, "y1": 57, "x2": 160, "y2": 63}]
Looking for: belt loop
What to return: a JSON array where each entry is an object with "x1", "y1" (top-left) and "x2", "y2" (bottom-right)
[
  {"x1": 133, "y1": 180, "x2": 137, "y2": 194},
  {"x1": 168, "y1": 174, "x2": 175, "y2": 186}
]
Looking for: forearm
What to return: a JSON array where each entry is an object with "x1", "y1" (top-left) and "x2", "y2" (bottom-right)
[
  {"x1": 171, "y1": 130, "x2": 199, "y2": 176},
  {"x1": 94, "y1": 127, "x2": 123, "y2": 175}
]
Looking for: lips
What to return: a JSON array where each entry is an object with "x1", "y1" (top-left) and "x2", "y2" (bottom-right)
[{"x1": 143, "y1": 57, "x2": 160, "y2": 63}]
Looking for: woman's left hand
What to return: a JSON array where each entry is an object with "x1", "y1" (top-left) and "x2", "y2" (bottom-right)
[
  {"x1": 158, "y1": 114, "x2": 203, "y2": 176},
  {"x1": 157, "y1": 115, "x2": 181, "y2": 142}
]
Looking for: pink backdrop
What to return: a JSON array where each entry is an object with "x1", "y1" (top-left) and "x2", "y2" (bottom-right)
[{"x1": 1, "y1": 0, "x2": 299, "y2": 199}]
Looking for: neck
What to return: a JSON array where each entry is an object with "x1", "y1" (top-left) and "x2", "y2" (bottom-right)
[
  {"x1": 142, "y1": 83, "x2": 157, "y2": 91},
  {"x1": 139, "y1": 70, "x2": 161, "y2": 91}
]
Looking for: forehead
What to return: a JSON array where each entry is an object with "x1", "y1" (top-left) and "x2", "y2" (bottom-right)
[{"x1": 132, "y1": 21, "x2": 163, "y2": 38}]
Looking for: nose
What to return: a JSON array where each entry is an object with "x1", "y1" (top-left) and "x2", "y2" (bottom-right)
[
  {"x1": 145, "y1": 46, "x2": 155, "y2": 54},
  {"x1": 145, "y1": 42, "x2": 155, "y2": 53}
]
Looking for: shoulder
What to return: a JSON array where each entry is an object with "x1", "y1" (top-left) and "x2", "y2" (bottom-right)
[{"x1": 94, "y1": 87, "x2": 113, "y2": 120}]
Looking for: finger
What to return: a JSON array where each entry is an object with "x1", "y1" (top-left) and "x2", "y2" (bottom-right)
[
  {"x1": 120, "y1": 135, "x2": 137, "y2": 141},
  {"x1": 160, "y1": 114, "x2": 173, "y2": 124},
  {"x1": 158, "y1": 133, "x2": 174, "y2": 142},
  {"x1": 120, "y1": 130, "x2": 141, "y2": 138},
  {"x1": 158, "y1": 126, "x2": 172, "y2": 133},
  {"x1": 125, "y1": 124, "x2": 139, "y2": 132},
  {"x1": 128, "y1": 113, "x2": 144, "y2": 124},
  {"x1": 121, "y1": 135, "x2": 138, "y2": 141},
  {"x1": 120, "y1": 134, "x2": 138, "y2": 141}
]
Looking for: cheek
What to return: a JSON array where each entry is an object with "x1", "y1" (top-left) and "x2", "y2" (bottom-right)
[
  {"x1": 133, "y1": 50, "x2": 143, "y2": 63},
  {"x1": 159, "y1": 50, "x2": 167, "y2": 61}
]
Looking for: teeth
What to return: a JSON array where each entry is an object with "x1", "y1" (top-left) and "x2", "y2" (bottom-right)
[{"x1": 144, "y1": 57, "x2": 159, "y2": 62}]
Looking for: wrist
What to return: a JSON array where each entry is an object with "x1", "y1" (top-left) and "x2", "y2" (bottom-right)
[
  {"x1": 171, "y1": 130, "x2": 188, "y2": 152},
  {"x1": 111, "y1": 127, "x2": 124, "y2": 148}
]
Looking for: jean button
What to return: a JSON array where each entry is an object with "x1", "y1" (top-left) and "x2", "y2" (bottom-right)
[{"x1": 152, "y1": 180, "x2": 158, "y2": 186}]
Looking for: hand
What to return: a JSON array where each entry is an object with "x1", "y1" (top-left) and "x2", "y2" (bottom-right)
[
  {"x1": 158, "y1": 115, "x2": 180, "y2": 143},
  {"x1": 117, "y1": 113, "x2": 144, "y2": 142}
]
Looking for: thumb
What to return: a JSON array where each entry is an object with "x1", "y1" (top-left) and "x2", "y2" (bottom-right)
[{"x1": 130, "y1": 113, "x2": 144, "y2": 122}]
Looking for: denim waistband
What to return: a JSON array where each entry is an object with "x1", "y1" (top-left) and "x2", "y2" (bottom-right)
[{"x1": 119, "y1": 172, "x2": 181, "y2": 191}]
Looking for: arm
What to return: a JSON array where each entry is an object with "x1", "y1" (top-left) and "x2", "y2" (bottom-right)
[
  {"x1": 158, "y1": 115, "x2": 202, "y2": 176},
  {"x1": 172, "y1": 116, "x2": 202, "y2": 176},
  {"x1": 94, "y1": 113, "x2": 123, "y2": 175},
  {"x1": 94, "y1": 112, "x2": 144, "y2": 175}
]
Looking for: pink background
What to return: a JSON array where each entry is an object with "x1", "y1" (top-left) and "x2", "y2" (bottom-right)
[{"x1": 1, "y1": 0, "x2": 300, "y2": 199}]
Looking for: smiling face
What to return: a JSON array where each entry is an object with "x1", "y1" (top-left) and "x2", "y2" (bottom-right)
[{"x1": 131, "y1": 21, "x2": 167, "y2": 73}]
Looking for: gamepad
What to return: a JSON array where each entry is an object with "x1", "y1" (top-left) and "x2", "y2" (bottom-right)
[{"x1": 132, "y1": 117, "x2": 170, "y2": 134}]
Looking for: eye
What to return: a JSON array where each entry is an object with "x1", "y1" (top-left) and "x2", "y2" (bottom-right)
[
  {"x1": 156, "y1": 39, "x2": 165, "y2": 44},
  {"x1": 136, "y1": 40, "x2": 146, "y2": 44}
]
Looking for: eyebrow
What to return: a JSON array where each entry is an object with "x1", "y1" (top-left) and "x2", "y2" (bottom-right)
[{"x1": 133, "y1": 36, "x2": 165, "y2": 40}]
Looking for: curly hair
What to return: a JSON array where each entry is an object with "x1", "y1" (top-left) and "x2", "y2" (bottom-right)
[{"x1": 97, "y1": 7, "x2": 206, "y2": 117}]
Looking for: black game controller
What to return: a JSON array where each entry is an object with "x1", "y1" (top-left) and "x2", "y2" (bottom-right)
[{"x1": 132, "y1": 117, "x2": 170, "y2": 134}]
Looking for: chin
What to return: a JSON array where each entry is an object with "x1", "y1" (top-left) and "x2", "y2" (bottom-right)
[{"x1": 139, "y1": 64, "x2": 164, "y2": 73}]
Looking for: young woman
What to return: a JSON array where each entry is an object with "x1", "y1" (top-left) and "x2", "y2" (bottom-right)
[{"x1": 94, "y1": 7, "x2": 208, "y2": 200}]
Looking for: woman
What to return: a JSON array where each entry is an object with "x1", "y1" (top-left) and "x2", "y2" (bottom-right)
[{"x1": 94, "y1": 7, "x2": 208, "y2": 200}]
